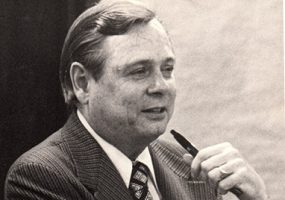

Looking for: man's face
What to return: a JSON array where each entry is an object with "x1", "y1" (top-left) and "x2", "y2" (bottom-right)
[{"x1": 86, "y1": 19, "x2": 176, "y2": 144}]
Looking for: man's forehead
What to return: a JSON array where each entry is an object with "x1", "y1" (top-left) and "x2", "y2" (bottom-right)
[
  {"x1": 103, "y1": 18, "x2": 173, "y2": 53},
  {"x1": 126, "y1": 19, "x2": 170, "y2": 41},
  {"x1": 98, "y1": 17, "x2": 175, "y2": 73}
]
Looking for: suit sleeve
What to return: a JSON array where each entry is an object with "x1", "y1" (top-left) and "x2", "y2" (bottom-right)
[{"x1": 5, "y1": 162, "x2": 87, "y2": 200}]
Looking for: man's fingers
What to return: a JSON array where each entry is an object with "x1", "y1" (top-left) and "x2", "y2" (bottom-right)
[
  {"x1": 207, "y1": 158, "x2": 244, "y2": 185},
  {"x1": 199, "y1": 149, "x2": 239, "y2": 176},
  {"x1": 218, "y1": 171, "x2": 242, "y2": 195},
  {"x1": 183, "y1": 154, "x2": 193, "y2": 165},
  {"x1": 207, "y1": 167, "x2": 227, "y2": 185},
  {"x1": 191, "y1": 142, "x2": 235, "y2": 178}
]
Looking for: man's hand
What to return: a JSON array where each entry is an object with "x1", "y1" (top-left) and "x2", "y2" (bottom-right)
[{"x1": 183, "y1": 142, "x2": 268, "y2": 200}]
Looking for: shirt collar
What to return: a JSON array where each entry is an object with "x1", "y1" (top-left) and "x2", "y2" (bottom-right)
[{"x1": 76, "y1": 110, "x2": 157, "y2": 187}]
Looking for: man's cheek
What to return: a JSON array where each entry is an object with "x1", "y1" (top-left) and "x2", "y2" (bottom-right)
[{"x1": 123, "y1": 98, "x2": 139, "y2": 126}]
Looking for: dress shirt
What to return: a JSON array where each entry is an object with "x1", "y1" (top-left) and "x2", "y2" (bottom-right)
[{"x1": 77, "y1": 110, "x2": 161, "y2": 200}]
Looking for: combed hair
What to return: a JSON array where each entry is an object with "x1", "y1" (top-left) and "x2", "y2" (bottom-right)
[{"x1": 60, "y1": 0, "x2": 155, "y2": 107}]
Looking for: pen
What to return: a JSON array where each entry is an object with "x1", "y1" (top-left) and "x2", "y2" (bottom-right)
[{"x1": 170, "y1": 129, "x2": 243, "y2": 197}]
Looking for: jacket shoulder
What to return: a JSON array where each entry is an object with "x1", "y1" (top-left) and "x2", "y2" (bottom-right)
[
  {"x1": 4, "y1": 129, "x2": 87, "y2": 199},
  {"x1": 5, "y1": 157, "x2": 87, "y2": 199},
  {"x1": 7, "y1": 128, "x2": 75, "y2": 178}
]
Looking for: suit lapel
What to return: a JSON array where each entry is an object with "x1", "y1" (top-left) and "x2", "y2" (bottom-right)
[
  {"x1": 149, "y1": 139, "x2": 219, "y2": 200},
  {"x1": 149, "y1": 140, "x2": 191, "y2": 200},
  {"x1": 96, "y1": 152, "x2": 133, "y2": 200},
  {"x1": 62, "y1": 113, "x2": 132, "y2": 200}
]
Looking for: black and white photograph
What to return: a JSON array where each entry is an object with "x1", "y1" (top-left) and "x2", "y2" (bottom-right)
[{"x1": 0, "y1": 0, "x2": 283, "y2": 199}]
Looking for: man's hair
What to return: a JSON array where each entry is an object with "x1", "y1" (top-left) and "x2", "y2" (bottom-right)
[{"x1": 59, "y1": 0, "x2": 155, "y2": 107}]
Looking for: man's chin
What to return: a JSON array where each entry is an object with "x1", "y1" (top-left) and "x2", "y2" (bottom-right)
[{"x1": 139, "y1": 125, "x2": 167, "y2": 140}]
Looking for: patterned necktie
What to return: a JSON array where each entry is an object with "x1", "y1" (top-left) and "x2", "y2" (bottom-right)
[{"x1": 129, "y1": 161, "x2": 153, "y2": 200}]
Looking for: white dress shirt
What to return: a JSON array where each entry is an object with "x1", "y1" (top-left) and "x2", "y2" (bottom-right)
[{"x1": 77, "y1": 110, "x2": 161, "y2": 199}]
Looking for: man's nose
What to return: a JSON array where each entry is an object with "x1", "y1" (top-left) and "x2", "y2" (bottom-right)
[{"x1": 147, "y1": 73, "x2": 170, "y2": 96}]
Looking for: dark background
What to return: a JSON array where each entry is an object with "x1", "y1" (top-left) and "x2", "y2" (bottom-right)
[{"x1": 0, "y1": 0, "x2": 98, "y2": 197}]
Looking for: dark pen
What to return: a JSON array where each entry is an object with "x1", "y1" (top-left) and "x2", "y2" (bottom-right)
[{"x1": 170, "y1": 129, "x2": 243, "y2": 197}]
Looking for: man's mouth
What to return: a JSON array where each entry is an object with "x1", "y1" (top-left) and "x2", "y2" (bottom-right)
[{"x1": 142, "y1": 107, "x2": 166, "y2": 113}]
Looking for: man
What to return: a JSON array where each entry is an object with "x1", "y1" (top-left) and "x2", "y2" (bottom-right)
[{"x1": 5, "y1": 0, "x2": 267, "y2": 199}]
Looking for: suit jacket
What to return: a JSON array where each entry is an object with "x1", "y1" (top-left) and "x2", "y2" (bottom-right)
[{"x1": 5, "y1": 113, "x2": 221, "y2": 200}]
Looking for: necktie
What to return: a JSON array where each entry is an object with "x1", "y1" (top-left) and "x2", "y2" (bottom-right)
[{"x1": 129, "y1": 161, "x2": 153, "y2": 200}]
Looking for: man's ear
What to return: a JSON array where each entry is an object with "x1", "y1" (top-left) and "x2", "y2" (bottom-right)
[{"x1": 70, "y1": 62, "x2": 90, "y2": 105}]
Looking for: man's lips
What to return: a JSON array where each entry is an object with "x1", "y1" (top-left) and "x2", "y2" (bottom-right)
[{"x1": 142, "y1": 107, "x2": 166, "y2": 113}]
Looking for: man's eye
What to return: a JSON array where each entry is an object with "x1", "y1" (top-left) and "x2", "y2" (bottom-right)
[
  {"x1": 130, "y1": 68, "x2": 147, "y2": 75},
  {"x1": 165, "y1": 66, "x2": 174, "y2": 72},
  {"x1": 162, "y1": 65, "x2": 174, "y2": 77}
]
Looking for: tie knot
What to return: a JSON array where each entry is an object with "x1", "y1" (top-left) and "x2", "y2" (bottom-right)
[{"x1": 133, "y1": 161, "x2": 150, "y2": 176}]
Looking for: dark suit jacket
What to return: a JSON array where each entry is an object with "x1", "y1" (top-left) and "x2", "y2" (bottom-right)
[{"x1": 5, "y1": 113, "x2": 221, "y2": 200}]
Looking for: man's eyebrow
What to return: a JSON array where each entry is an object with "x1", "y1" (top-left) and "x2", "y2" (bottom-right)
[
  {"x1": 163, "y1": 57, "x2": 176, "y2": 65},
  {"x1": 119, "y1": 57, "x2": 176, "y2": 71},
  {"x1": 123, "y1": 59, "x2": 154, "y2": 70}
]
